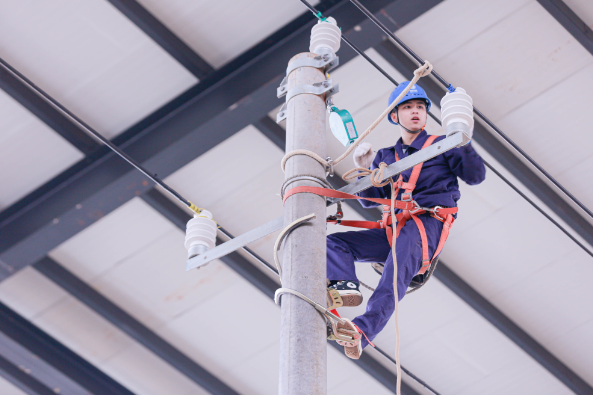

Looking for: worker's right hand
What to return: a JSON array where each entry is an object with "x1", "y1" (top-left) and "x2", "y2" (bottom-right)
[{"x1": 353, "y1": 142, "x2": 374, "y2": 168}]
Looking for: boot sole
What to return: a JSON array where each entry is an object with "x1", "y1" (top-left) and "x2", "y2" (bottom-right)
[{"x1": 341, "y1": 294, "x2": 363, "y2": 307}]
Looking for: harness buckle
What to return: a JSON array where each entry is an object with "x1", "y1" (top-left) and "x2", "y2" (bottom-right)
[
  {"x1": 408, "y1": 200, "x2": 424, "y2": 215},
  {"x1": 431, "y1": 206, "x2": 444, "y2": 221},
  {"x1": 401, "y1": 193, "x2": 412, "y2": 202}
]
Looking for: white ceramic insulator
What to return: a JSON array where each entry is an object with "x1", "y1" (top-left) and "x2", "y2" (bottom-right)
[
  {"x1": 184, "y1": 209, "x2": 217, "y2": 258},
  {"x1": 309, "y1": 17, "x2": 341, "y2": 55},
  {"x1": 440, "y1": 87, "x2": 474, "y2": 137}
]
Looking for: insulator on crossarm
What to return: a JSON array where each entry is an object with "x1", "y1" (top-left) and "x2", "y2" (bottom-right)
[
  {"x1": 309, "y1": 17, "x2": 341, "y2": 55},
  {"x1": 184, "y1": 210, "x2": 217, "y2": 259},
  {"x1": 440, "y1": 87, "x2": 474, "y2": 139}
]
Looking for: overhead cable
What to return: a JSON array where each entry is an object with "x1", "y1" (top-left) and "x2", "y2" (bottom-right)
[{"x1": 298, "y1": 0, "x2": 593, "y2": 259}]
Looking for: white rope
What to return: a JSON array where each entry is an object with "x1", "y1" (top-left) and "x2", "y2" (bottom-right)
[
  {"x1": 389, "y1": 180, "x2": 403, "y2": 395},
  {"x1": 280, "y1": 61, "x2": 433, "y2": 175}
]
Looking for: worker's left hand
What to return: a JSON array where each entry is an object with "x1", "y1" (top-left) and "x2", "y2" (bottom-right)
[{"x1": 353, "y1": 142, "x2": 374, "y2": 168}]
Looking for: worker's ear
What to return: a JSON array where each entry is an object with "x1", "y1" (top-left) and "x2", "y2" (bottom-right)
[{"x1": 390, "y1": 112, "x2": 398, "y2": 123}]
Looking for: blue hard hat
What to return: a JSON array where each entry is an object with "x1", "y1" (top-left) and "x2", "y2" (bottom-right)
[{"x1": 387, "y1": 81, "x2": 431, "y2": 125}]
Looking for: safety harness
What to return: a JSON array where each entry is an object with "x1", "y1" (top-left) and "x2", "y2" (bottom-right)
[{"x1": 282, "y1": 135, "x2": 458, "y2": 279}]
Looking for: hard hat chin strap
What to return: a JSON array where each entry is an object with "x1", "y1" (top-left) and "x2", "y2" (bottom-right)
[{"x1": 395, "y1": 108, "x2": 426, "y2": 135}]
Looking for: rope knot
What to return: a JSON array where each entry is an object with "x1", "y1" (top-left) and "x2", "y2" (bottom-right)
[{"x1": 414, "y1": 61, "x2": 432, "y2": 77}]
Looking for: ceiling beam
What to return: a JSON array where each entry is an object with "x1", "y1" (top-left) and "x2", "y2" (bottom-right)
[
  {"x1": 253, "y1": 108, "x2": 592, "y2": 394},
  {"x1": 0, "y1": 58, "x2": 99, "y2": 156},
  {"x1": 107, "y1": 0, "x2": 214, "y2": 79},
  {"x1": 373, "y1": 38, "x2": 593, "y2": 249},
  {"x1": 32, "y1": 256, "x2": 240, "y2": 395},
  {"x1": 537, "y1": 0, "x2": 593, "y2": 56},
  {"x1": 0, "y1": 301, "x2": 134, "y2": 395},
  {"x1": 0, "y1": 353, "x2": 56, "y2": 395},
  {"x1": 140, "y1": 187, "x2": 420, "y2": 395},
  {"x1": 0, "y1": 0, "x2": 442, "y2": 280}
]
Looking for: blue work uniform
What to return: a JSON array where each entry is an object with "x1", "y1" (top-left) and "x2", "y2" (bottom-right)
[{"x1": 327, "y1": 130, "x2": 486, "y2": 347}]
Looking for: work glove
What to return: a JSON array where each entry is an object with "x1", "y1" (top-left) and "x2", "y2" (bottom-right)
[{"x1": 353, "y1": 142, "x2": 374, "y2": 168}]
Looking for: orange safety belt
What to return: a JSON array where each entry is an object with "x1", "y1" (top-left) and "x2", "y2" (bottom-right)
[{"x1": 283, "y1": 135, "x2": 457, "y2": 277}]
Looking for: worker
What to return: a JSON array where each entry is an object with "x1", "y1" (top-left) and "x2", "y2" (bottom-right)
[{"x1": 327, "y1": 81, "x2": 486, "y2": 359}]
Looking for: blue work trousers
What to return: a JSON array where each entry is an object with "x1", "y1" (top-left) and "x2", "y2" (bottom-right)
[{"x1": 327, "y1": 214, "x2": 443, "y2": 348}]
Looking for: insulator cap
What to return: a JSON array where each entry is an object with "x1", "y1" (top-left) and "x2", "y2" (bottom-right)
[
  {"x1": 185, "y1": 210, "x2": 217, "y2": 259},
  {"x1": 440, "y1": 87, "x2": 474, "y2": 137},
  {"x1": 310, "y1": 17, "x2": 341, "y2": 55}
]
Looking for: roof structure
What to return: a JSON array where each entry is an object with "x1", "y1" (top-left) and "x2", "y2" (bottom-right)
[{"x1": 0, "y1": 0, "x2": 592, "y2": 394}]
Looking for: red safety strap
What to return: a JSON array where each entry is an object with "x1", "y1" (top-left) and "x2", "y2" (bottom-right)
[{"x1": 284, "y1": 134, "x2": 457, "y2": 277}]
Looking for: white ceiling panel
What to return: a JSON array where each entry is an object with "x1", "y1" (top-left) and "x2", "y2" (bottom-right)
[
  {"x1": 164, "y1": 125, "x2": 283, "y2": 213},
  {"x1": 49, "y1": 198, "x2": 175, "y2": 282},
  {"x1": 364, "y1": 277, "x2": 570, "y2": 395},
  {"x1": 419, "y1": 1, "x2": 593, "y2": 121},
  {"x1": 99, "y1": 341, "x2": 207, "y2": 395},
  {"x1": 222, "y1": 340, "x2": 281, "y2": 395},
  {"x1": 443, "y1": 196, "x2": 578, "y2": 298},
  {"x1": 136, "y1": 0, "x2": 319, "y2": 68},
  {"x1": 0, "y1": 90, "x2": 84, "y2": 210},
  {"x1": 0, "y1": 378, "x2": 25, "y2": 395},
  {"x1": 329, "y1": 372, "x2": 394, "y2": 395},
  {"x1": 397, "y1": 0, "x2": 532, "y2": 63},
  {"x1": 563, "y1": 0, "x2": 593, "y2": 29},
  {"x1": 556, "y1": 151, "x2": 593, "y2": 210},
  {"x1": 91, "y1": 229, "x2": 244, "y2": 328},
  {"x1": 0, "y1": 0, "x2": 197, "y2": 139},
  {"x1": 494, "y1": 62, "x2": 593, "y2": 176},
  {"x1": 155, "y1": 280, "x2": 281, "y2": 382},
  {"x1": 488, "y1": 247, "x2": 593, "y2": 385},
  {"x1": 0, "y1": 267, "x2": 67, "y2": 320},
  {"x1": 32, "y1": 296, "x2": 134, "y2": 367}
]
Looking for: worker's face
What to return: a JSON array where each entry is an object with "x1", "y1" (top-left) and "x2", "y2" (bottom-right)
[{"x1": 390, "y1": 99, "x2": 427, "y2": 132}]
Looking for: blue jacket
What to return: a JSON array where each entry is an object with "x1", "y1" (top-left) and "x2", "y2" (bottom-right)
[{"x1": 358, "y1": 130, "x2": 486, "y2": 210}]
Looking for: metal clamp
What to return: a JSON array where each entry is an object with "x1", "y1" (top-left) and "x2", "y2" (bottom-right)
[
  {"x1": 285, "y1": 53, "x2": 339, "y2": 77},
  {"x1": 276, "y1": 80, "x2": 339, "y2": 123},
  {"x1": 326, "y1": 157, "x2": 334, "y2": 177}
]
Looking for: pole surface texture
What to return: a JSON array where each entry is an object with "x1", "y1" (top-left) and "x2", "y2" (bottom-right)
[{"x1": 279, "y1": 52, "x2": 328, "y2": 394}]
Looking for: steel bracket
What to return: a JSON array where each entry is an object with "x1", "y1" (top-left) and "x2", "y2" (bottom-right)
[
  {"x1": 285, "y1": 53, "x2": 339, "y2": 77},
  {"x1": 276, "y1": 80, "x2": 339, "y2": 123}
]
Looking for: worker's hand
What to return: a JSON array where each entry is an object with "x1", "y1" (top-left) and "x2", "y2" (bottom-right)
[{"x1": 353, "y1": 142, "x2": 374, "y2": 168}]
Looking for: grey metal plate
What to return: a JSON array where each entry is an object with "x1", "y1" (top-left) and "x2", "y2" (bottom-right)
[
  {"x1": 186, "y1": 216, "x2": 285, "y2": 271},
  {"x1": 327, "y1": 132, "x2": 469, "y2": 203}
]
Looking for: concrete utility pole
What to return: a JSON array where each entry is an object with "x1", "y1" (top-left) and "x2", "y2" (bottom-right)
[{"x1": 278, "y1": 18, "x2": 340, "y2": 395}]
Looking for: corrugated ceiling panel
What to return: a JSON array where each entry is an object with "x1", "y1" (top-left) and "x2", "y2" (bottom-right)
[{"x1": 0, "y1": 0, "x2": 197, "y2": 139}]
